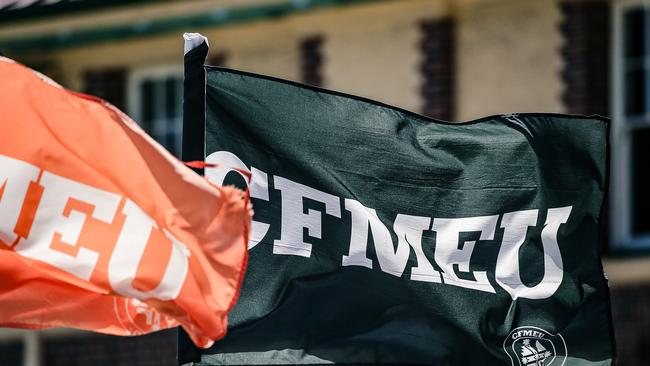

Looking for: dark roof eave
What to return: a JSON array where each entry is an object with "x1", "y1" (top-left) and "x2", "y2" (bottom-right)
[
  {"x1": 0, "y1": 0, "x2": 384, "y2": 55},
  {"x1": 0, "y1": 0, "x2": 159, "y2": 24}
]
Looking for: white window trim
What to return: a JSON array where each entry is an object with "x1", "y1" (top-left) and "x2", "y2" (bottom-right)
[
  {"x1": 611, "y1": 0, "x2": 650, "y2": 250},
  {"x1": 127, "y1": 64, "x2": 182, "y2": 121},
  {"x1": 127, "y1": 64, "x2": 183, "y2": 155}
]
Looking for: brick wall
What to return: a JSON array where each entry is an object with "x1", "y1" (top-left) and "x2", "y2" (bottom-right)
[{"x1": 455, "y1": 0, "x2": 564, "y2": 120}]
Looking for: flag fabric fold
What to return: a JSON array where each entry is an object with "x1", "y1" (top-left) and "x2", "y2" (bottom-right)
[
  {"x1": 180, "y1": 59, "x2": 615, "y2": 364},
  {"x1": 0, "y1": 57, "x2": 251, "y2": 349}
]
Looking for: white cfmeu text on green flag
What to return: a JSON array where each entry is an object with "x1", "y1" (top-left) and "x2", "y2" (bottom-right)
[{"x1": 207, "y1": 151, "x2": 571, "y2": 301}]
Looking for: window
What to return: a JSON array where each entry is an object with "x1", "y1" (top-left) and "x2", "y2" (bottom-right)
[
  {"x1": 84, "y1": 68, "x2": 127, "y2": 111},
  {"x1": 0, "y1": 339, "x2": 22, "y2": 366},
  {"x1": 128, "y1": 66, "x2": 183, "y2": 157},
  {"x1": 419, "y1": 18, "x2": 455, "y2": 121},
  {"x1": 612, "y1": 1, "x2": 650, "y2": 249},
  {"x1": 299, "y1": 35, "x2": 324, "y2": 87}
]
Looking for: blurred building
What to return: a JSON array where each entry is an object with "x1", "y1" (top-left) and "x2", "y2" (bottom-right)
[{"x1": 0, "y1": 0, "x2": 648, "y2": 365}]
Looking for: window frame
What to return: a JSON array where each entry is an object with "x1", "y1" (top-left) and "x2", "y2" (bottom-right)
[
  {"x1": 127, "y1": 64, "x2": 184, "y2": 157},
  {"x1": 611, "y1": 0, "x2": 650, "y2": 250}
]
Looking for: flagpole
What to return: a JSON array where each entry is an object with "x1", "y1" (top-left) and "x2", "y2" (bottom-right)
[
  {"x1": 178, "y1": 32, "x2": 209, "y2": 365},
  {"x1": 181, "y1": 32, "x2": 209, "y2": 175}
]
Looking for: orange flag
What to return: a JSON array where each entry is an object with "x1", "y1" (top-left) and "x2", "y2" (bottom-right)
[{"x1": 0, "y1": 57, "x2": 251, "y2": 348}]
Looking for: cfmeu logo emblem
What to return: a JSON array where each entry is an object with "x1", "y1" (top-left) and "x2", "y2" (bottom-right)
[{"x1": 503, "y1": 327, "x2": 567, "y2": 366}]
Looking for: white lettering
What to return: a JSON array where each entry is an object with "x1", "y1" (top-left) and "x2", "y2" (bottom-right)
[
  {"x1": 273, "y1": 176, "x2": 340, "y2": 257},
  {"x1": 343, "y1": 200, "x2": 440, "y2": 280},
  {"x1": 432, "y1": 215, "x2": 499, "y2": 293},
  {"x1": 496, "y1": 207, "x2": 571, "y2": 299},
  {"x1": 395, "y1": 214, "x2": 441, "y2": 282},
  {"x1": 15, "y1": 171, "x2": 120, "y2": 280},
  {"x1": 342, "y1": 199, "x2": 375, "y2": 269},
  {"x1": 205, "y1": 151, "x2": 270, "y2": 249},
  {"x1": 0, "y1": 155, "x2": 39, "y2": 246},
  {"x1": 108, "y1": 199, "x2": 189, "y2": 300}
]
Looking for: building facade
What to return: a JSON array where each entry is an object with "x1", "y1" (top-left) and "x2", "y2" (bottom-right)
[{"x1": 0, "y1": 0, "x2": 648, "y2": 365}]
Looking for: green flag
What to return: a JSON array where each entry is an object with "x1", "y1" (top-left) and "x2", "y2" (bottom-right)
[{"x1": 179, "y1": 41, "x2": 615, "y2": 366}]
